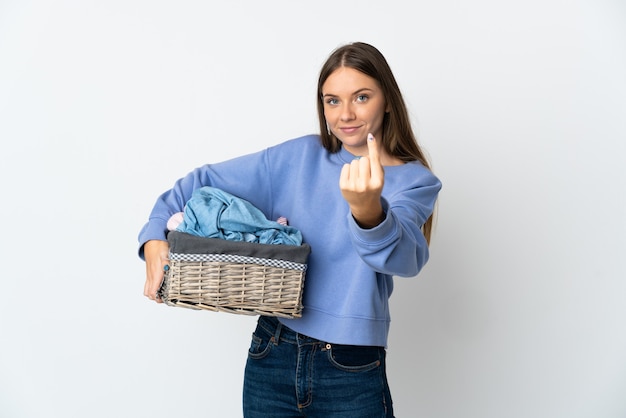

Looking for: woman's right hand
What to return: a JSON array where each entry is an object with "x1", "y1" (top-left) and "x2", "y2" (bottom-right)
[{"x1": 143, "y1": 239, "x2": 170, "y2": 303}]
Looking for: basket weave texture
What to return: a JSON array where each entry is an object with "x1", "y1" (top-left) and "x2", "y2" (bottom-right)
[{"x1": 158, "y1": 231, "x2": 310, "y2": 318}]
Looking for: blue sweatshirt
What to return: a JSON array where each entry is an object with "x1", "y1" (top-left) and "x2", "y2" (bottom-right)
[{"x1": 138, "y1": 135, "x2": 441, "y2": 347}]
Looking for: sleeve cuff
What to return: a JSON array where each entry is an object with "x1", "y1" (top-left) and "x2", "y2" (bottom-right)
[{"x1": 347, "y1": 198, "x2": 395, "y2": 244}]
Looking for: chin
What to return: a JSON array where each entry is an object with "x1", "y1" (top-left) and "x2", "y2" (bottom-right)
[
  {"x1": 340, "y1": 138, "x2": 367, "y2": 147},
  {"x1": 336, "y1": 135, "x2": 366, "y2": 146}
]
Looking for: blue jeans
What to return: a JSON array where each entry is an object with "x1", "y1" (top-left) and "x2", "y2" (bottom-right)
[{"x1": 243, "y1": 316, "x2": 394, "y2": 417}]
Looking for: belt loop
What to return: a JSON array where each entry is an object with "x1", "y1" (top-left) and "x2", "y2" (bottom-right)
[{"x1": 272, "y1": 319, "x2": 283, "y2": 346}]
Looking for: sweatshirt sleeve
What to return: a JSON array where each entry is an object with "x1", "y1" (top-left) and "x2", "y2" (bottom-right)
[
  {"x1": 137, "y1": 149, "x2": 273, "y2": 259},
  {"x1": 346, "y1": 166, "x2": 442, "y2": 277}
]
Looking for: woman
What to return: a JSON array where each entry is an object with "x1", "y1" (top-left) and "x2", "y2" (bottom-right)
[{"x1": 139, "y1": 42, "x2": 441, "y2": 417}]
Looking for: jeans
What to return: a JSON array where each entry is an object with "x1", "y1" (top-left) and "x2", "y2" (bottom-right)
[{"x1": 243, "y1": 316, "x2": 394, "y2": 417}]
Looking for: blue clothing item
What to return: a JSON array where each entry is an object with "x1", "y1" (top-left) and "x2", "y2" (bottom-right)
[
  {"x1": 243, "y1": 316, "x2": 394, "y2": 418},
  {"x1": 177, "y1": 186, "x2": 303, "y2": 246},
  {"x1": 138, "y1": 134, "x2": 442, "y2": 347}
]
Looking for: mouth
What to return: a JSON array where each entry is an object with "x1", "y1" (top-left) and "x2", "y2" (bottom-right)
[{"x1": 339, "y1": 126, "x2": 363, "y2": 135}]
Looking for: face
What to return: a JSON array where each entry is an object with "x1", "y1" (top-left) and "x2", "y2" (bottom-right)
[{"x1": 322, "y1": 67, "x2": 388, "y2": 156}]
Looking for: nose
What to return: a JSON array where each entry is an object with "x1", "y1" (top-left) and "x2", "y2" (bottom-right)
[{"x1": 340, "y1": 103, "x2": 355, "y2": 121}]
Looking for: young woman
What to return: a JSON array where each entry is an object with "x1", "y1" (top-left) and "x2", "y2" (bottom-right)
[{"x1": 139, "y1": 42, "x2": 441, "y2": 417}]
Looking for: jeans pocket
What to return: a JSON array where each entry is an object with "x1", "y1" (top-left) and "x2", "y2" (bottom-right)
[
  {"x1": 248, "y1": 332, "x2": 273, "y2": 360},
  {"x1": 327, "y1": 344, "x2": 382, "y2": 372}
]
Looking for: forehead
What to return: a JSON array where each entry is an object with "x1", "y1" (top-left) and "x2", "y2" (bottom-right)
[{"x1": 322, "y1": 67, "x2": 379, "y2": 94}]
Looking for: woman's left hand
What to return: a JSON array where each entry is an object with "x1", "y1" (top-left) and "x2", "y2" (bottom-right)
[{"x1": 339, "y1": 133, "x2": 385, "y2": 228}]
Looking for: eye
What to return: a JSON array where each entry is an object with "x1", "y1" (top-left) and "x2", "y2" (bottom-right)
[
  {"x1": 356, "y1": 94, "x2": 369, "y2": 103},
  {"x1": 325, "y1": 97, "x2": 339, "y2": 106}
]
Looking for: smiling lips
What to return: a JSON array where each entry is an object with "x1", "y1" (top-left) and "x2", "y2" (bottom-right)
[{"x1": 339, "y1": 126, "x2": 362, "y2": 135}]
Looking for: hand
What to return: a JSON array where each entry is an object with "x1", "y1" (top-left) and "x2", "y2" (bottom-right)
[
  {"x1": 339, "y1": 133, "x2": 385, "y2": 228},
  {"x1": 143, "y1": 239, "x2": 170, "y2": 303}
]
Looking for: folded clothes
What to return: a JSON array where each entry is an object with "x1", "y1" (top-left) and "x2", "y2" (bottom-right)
[{"x1": 175, "y1": 186, "x2": 303, "y2": 246}]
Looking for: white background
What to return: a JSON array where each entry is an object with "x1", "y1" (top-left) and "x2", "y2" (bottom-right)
[{"x1": 1, "y1": 1, "x2": 625, "y2": 417}]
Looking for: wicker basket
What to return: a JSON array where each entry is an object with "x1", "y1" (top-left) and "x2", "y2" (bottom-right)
[{"x1": 158, "y1": 231, "x2": 310, "y2": 318}]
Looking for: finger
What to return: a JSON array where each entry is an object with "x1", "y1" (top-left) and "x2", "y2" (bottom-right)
[
  {"x1": 357, "y1": 156, "x2": 371, "y2": 185},
  {"x1": 366, "y1": 133, "x2": 380, "y2": 163},
  {"x1": 350, "y1": 158, "x2": 362, "y2": 182},
  {"x1": 150, "y1": 263, "x2": 166, "y2": 302},
  {"x1": 339, "y1": 163, "x2": 351, "y2": 189},
  {"x1": 366, "y1": 133, "x2": 384, "y2": 180},
  {"x1": 144, "y1": 279, "x2": 150, "y2": 299},
  {"x1": 143, "y1": 240, "x2": 169, "y2": 302},
  {"x1": 155, "y1": 264, "x2": 169, "y2": 303},
  {"x1": 144, "y1": 260, "x2": 164, "y2": 302}
]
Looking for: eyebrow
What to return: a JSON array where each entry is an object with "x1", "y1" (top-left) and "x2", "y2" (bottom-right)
[{"x1": 322, "y1": 88, "x2": 375, "y2": 98}]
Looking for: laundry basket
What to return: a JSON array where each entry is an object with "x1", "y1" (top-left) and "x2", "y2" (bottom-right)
[{"x1": 158, "y1": 231, "x2": 310, "y2": 318}]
